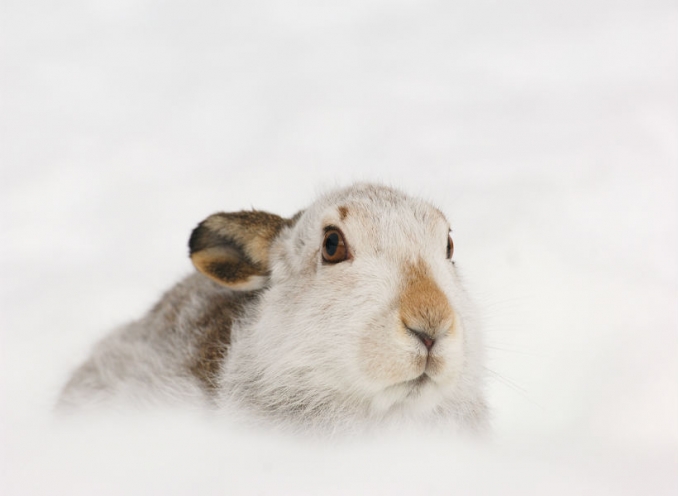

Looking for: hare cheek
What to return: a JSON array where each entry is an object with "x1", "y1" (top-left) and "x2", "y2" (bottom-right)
[
  {"x1": 357, "y1": 330, "x2": 423, "y2": 387},
  {"x1": 430, "y1": 331, "x2": 466, "y2": 383}
]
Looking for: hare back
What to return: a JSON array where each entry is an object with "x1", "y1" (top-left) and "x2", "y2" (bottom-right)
[{"x1": 58, "y1": 273, "x2": 257, "y2": 409}]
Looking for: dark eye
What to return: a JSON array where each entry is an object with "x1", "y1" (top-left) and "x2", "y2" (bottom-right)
[
  {"x1": 447, "y1": 233, "x2": 454, "y2": 259},
  {"x1": 322, "y1": 228, "x2": 348, "y2": 263}
]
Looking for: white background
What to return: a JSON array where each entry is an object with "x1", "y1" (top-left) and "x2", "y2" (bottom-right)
[{"x1": 1, "y1": 1, "x2": 676, "y2": 494}]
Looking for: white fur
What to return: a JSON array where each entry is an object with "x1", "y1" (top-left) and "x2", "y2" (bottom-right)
[{"x1": 58, "y1": 183, "x2": 488, "y2": 435}]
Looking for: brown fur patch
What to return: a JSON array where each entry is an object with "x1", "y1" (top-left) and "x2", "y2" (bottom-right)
[
  {"x1": 189, "y1": 210, "x2": 293, "y2": 287},
  {"x1": 198, "y1": 211, "x2": 290, "y2": 266},
  {"x1": 338, "y1": 205, "x2": 349, "y2": 221},
  {"x1": 399, "y1": 259, "x2": 454, "y2": 336},
  {"x1": 191, "y1": 246, "x2": 260, "y2": 285},
  {"x1": 143, "y1": 276, "x2": 260, "y2": 395},
  {"x1": 188, "y1": 291, "x2": 258, "y2": 392}
]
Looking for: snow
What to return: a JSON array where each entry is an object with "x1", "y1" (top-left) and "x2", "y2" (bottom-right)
[{"x1": 1, "y1": 0, "x2": 676, "y2": 494}]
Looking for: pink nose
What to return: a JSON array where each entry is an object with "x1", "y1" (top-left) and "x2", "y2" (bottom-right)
[{"x1": 409, "y1": 328, "x2": 435, "y2": 351}]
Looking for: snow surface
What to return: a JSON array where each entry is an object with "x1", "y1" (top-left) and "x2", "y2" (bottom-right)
[{"x1": 1, "y1": 0, "x2": 676, "y2": 494}]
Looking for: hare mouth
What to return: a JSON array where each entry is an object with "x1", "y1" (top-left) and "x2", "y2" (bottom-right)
[{"x1": 382, "y1": 373, "x2": 432, "y2": 400}]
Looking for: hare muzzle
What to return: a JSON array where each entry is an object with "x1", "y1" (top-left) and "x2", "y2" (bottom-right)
[{"x1": 400, "y1": 259, "x2": 456, "y2": 347}]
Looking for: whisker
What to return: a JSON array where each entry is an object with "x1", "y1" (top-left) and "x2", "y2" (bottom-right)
[{"x1": 482, "y1": 366, "x2": 545, "y2": 410}]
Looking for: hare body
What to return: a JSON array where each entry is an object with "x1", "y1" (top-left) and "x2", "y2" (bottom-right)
[
  {"x1": 59, "y1": 184, "x2": 488, "y2": 433},
  {"x1": 58, "y1": 274, "x2": 253, "y2": 410}
]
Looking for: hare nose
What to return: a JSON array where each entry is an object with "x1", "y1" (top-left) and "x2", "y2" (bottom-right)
[
  {"x1": 399, "y1": 259, "x2": 455, "y2": 347},
  {"x1": 408, "y1": 327, "x2": 435, "y2": 352}
]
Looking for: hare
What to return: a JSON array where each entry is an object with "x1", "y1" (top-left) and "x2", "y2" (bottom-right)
[{"x1": 58, "y1": 183, "x2": 488, "y2": 434}]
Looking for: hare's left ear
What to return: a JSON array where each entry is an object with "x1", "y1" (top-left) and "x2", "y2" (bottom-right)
[{"x1": 189, "y1": 210, "x2": 293, "y2": 290}]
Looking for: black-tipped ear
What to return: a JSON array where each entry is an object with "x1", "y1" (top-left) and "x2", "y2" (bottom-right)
[{"x1": 189, "y1": 210, "x2": 292, "y2": 290}]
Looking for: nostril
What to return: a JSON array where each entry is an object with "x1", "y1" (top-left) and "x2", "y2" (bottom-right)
[
  {"x1": 419, "y1": 334, "x2": 435, "y2": 351},
  {"x1": 408, "y1": 328, "x2": 435, "y2": 351}
]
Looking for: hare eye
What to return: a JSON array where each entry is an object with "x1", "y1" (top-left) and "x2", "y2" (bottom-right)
[
  {"x1": 322, "y1": 228, "x2": 348, "y2": 263},
  {"x1": 446, "y1": 233, "x2": 454, "y2": 259}
]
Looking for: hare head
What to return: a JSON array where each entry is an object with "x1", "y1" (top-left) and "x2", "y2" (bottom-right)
[{"x1": 189, "y1": 183, "x2": 487, "y2": 432}]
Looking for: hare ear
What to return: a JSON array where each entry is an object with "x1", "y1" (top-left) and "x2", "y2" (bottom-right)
[{"x1": 189, "y1": 210, "x2": 292, "y2": 290}]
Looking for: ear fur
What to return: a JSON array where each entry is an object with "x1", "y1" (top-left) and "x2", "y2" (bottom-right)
[{"x1": 189, "y1": 210, "x2": 293, "y2": 290}]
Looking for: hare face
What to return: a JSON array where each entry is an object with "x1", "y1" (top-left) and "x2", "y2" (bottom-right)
[{"x1": 247, "y1": 185, "x2": 473, "y2": 418}]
